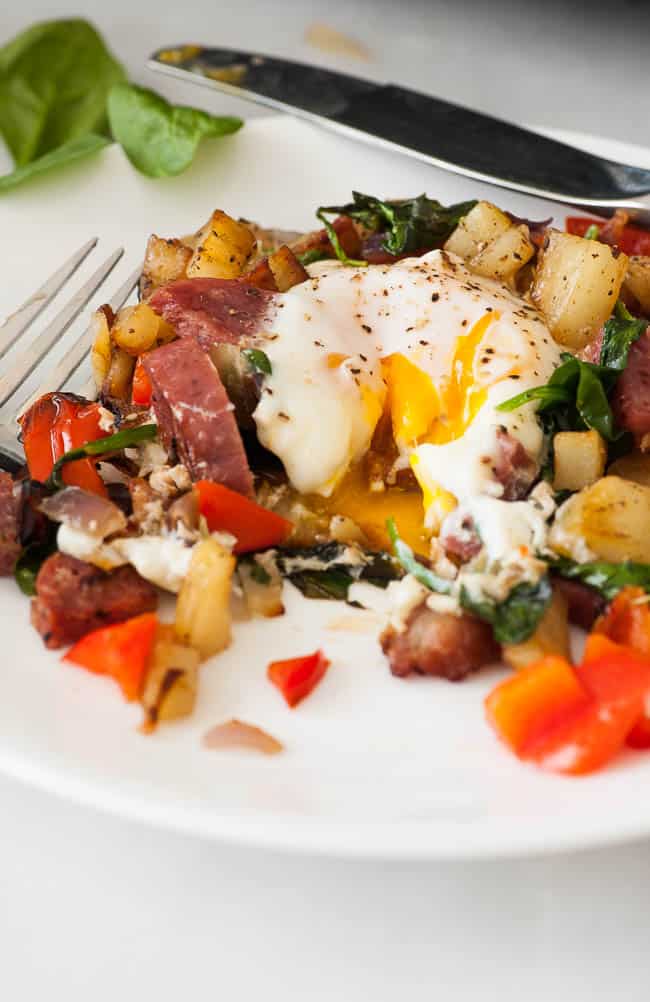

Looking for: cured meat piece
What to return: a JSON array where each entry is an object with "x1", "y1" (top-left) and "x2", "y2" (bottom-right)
[
  {"x1": 0, "y1": 472, "x2": 20, "y2": 575},
  {"x1": 149, "y1": 278, "x2": 276, "y2": 352},
  {"x1": 142, "y1": 339, "x2": 254, "y2": 496},
  {"x1": 494, "y1": 427, "x2": 537, "y2": 500},
  {"x1": 31, "y1": 553, "x2": 158, "y2": 649},
  {"x1": 552, "y1": 576, "x2": 605, "y2": 631},
  {"x1": 439, "y1": 510, "x2": 481, "y2": 563},
  {"x1": 612, "y1": 326, "x2": 650, "y2": 437},
  {"x1": 380, "y1": 603, "x2": 499, "y2": 681}
]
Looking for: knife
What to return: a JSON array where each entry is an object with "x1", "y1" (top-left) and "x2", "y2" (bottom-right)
[{"x1": 149, "y1": 45, "x2": 650, "y2": 226}]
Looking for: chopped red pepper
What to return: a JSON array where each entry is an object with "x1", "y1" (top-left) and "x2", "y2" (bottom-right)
[
  {"x1": 132, "y1": 357, "x2": 153, "y2": 407},
  {"x1": 566, "y1": 214, "x2": 650, "y2": 256},
  {"x1": 63, "y1": 612, "x2": 159, "y2": 701},
  {"x1": 19, "y1": 392, "x2": 109, "y2": 495},
  {"x1": 267, "y1": 649, "x2": 330, "y2": 707},
  {"x1": 195, "y1": 480, "x2": 292, "y2": 553}
]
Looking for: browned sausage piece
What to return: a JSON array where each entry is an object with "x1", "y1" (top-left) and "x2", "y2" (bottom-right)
[
  {"x1": 142, "y1": 338, "x2": 254, "y2": 497},
  {"x1": 149, "y1": 278, "x2": 276, "y2": 352},
  {"x1": 612, "y1": 326, "x2": 650, "y2": 438},
  {"x1": 31, "y1": 553, "x2": 158, "y2": 649},
  {"x1": 552, "y1": 576, "x2": 605, "y2": 631},
  {"x1": 380, "y1": 603, "x2": 500, "y2": 681},
  {"x1": 0, "y1": 472, "x2": 20, "y2": 575}
]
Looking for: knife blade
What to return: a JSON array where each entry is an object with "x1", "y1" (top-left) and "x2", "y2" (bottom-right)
[{"x1": 149, "y1": 45, "x2": 650, "y2": 224}]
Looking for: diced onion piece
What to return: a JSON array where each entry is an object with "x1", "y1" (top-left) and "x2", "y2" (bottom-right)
[
  {"x1": 39, "y1": 486, "x2": 127, "y2": 537},
  {"x1": 202, "y1": 719, "x2": 284, "y2": 755},
  {"x1": 141, "y1": 624, "x2": 200, "y2": 731}
]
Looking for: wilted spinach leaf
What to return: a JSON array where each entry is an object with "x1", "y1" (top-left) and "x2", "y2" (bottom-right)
[
  {"x1": 459, "y1": 577, "x2": 552, "y2": 645},
  {"x1": 599, "y1": 301, "x2": 646, "y2": 371},
  {"x1": 107, "y1": 82, "x2": 242, "y2": 177},
  {"x1": 549, "y1": 555, "x2": 650, "y2": 601},
  {"x1": 275, "y1": 542, "x2": 400, "y2": 601}
]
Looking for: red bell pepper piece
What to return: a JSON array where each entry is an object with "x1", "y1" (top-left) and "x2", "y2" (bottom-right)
[
  {"x1": 64, "y1": 613, "x2": 158, "y2": 701},
  {"x1": 195, "y1": 480, "x2": 292, "y2": 553},
  {"x1": 566, "y1": 215, "x2": 650, "y2": 256},
  {"x1": 132, "y1": 356, "x2": 153, "y2": 407},
  {"x1": 267, "y1": 649, "x2": 330, "y2": 707},
  {"x1": 19, "y1": 392, "x2": 109, "y2": 495}
]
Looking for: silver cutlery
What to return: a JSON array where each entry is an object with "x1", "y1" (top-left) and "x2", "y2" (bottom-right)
[
  {"x1": 149, "y1": 45, "x2": 650, "y2": 225},
  {"x1": 0, "y1": 245, "x2": 140, "y2": 471}
]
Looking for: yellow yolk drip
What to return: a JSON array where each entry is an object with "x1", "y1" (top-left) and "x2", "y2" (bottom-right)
[
  {"x1": 425, "y1": 311, "x2": 500, "y2": 445},
  {"x1": 382, "y1": 353, "x2": 440, "y2": 445},
  {"x1": 313, "y1": 467, "x2": 429, "y2": 556}
]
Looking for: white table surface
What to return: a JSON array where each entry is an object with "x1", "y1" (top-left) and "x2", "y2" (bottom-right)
[{"x1": 3, "y1": 2, "x2": 650, "y2": 999}]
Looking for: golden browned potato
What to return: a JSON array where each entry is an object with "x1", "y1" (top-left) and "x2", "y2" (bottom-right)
[
  {"x1": 186, "y1": 210, "x2": 256, "y2": 279},
  {"x1": 111, "y1": 303, "x2": 175, "y2": 356},
  {"x1": 608, "y1": 450, "x2": 650, "y2": 487},
  {"x1": 503, "y1": 586, "x2": 570, "y2": 671},
  {"x1": 90, "y1": 306, "x2": 113, "y2": 391},
  {"x1": 103, "y1": 347, "x2": 135, "y2": 400},
  {"x1": 175, "y1": 538, "x2": 236, "y2": 659},
  {"x1": 531, "y1": 230, "x2": 628, "y2": 349},
  {"x1": 444, "y1": 201, "x2": 534, "y2": 282},
  {"x1": 141, "y1": 624, "x2": 200, "y2": 730},
  {"x1": 141, "y1": 234, "x2": 192, "y2": 297},
  {"x1": 550, "y1": 475, "x2": 650, "y2": 563},
  {"x1": 553, "y1": 430, "x2": 607, "y2": 492},
  {"x1": 267, "y1": 245, "x2": 309, "y2": 292},
  {"x1": 622, "y1": 256, "x2": 650, "y2": 314}
]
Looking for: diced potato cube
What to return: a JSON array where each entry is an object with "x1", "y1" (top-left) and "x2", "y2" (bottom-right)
[
  {"x1": 531, "y1": 230, "x2": 628, "y2": 349},
  {"x1": 175, "y1": 538, "x2": 235, "y2": 659},
  {"x1": 141, "y1": 624, "x2": 200, "y2": 730},
  {"x1": 503, "y1": 586, "x2": 570, "y2": 671},
  {"x1": 469, "y1": 224, "x2": 535, "y2": 282},
  {"x1": 186, "y1": 210, "x2": 256, "y2": 279},
  {"x1": 103, "y1": 347, "x2": 135, "y2": 400},
  {"x1": 111, "y1": 303, "x2": 175, "y2": 356},
  {"x1": 90, "y1": 305, "x2": 113, "y2": 391},
  {"x1": 608, "y1": 450, "x2": 650, "y2": 487},
  {"x1": 267, "y1": 245, "x2": 309, "y2": 292},
  {"x1": 623, "y1": 256, "x2": 650, "y2": 314},
  {"x1": 553, "y1": 430, "x2": 607, "y2": 492},
  {"x1": 141, "y1": 234, "x2": 192, "y2": 297},
  {"x1": 444, "y1": 201, "x2": 511, "y2": 258},
  {"x1": 550, "y1": 475, "x2": 650, "y2": 563}
]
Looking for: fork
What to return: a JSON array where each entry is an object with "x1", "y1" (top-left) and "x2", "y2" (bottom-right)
[{"x1": 0, "y1": 243, "x2": 141, "y2": 473}]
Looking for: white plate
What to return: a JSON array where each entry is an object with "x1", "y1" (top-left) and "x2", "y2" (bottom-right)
[{"x1": 2, "y1": 116, "x2": 650, "y2": 861}]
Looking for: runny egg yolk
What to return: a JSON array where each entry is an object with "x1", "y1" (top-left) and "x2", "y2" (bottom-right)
[{"x1": 252, "y1": 250, "x2": 563, "y2": 546}]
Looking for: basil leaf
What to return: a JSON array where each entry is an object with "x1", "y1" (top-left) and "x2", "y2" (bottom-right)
[
  {"x1": 107, "y1": 83, "x2": 242, "y2": 178},
  {"x1": 46, "y1": 423, "x2": 158, "y2": 491},
  {"x1": 599, "y1": 301, "x2": 646, "y2": 371},
  {"x1": 0, "y1": 133, "x2": 110, "y2": 193},
  {"x1": 549, "y1": 555, "x2": 650, "y2": 601},
  {"x1": 459, "y1": 577, "x2": 552, "y2": 645},
  {"x1": 242, "y1": 348, "x2": 272, "y2": 376},
  {"x1": 497, "y1": 353, "x2": 620, "y2": 441},
  {"x1": 14, "y1": 539, "x2": 56, "y2": 596},
  {"x1": 317, "y1": 192, "x2": 476, "y2": 261},
  {"x1": 0, "y1": 19, "x2": 125, "y2": 167}
]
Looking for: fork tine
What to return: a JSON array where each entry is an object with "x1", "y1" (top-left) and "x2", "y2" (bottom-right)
[
  {"x1": 0, "y1": 238, "x2": 98, "y2": 362},
  {"x1": 0, "y1": 248, "x2": 124, "y2": 410},
  {"x1": 14, "y1": 263, "x2": 142, "y2": 416}
]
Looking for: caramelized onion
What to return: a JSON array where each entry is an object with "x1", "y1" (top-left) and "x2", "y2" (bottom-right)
[
  {"x1": 202, "y1": 719, "x2": 284, "y2": 755},
  {"x1": 39, "y1": 487, "x2": 127, "y2": 537}
]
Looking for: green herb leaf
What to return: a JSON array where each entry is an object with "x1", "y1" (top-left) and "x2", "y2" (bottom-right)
[
  {"x1": 584, "y1": 224, "x2": 601, "y2": 240},
  {"x1": 107, "y1": 82, "x2": 242, "y2": 178},
  {"x1": 387, "y1": 517, "x2": 551, "y2": 643},
  {"x1": 242, "y1": 348, "x2": 272, "y2": 376},
  {"x1": 0, "y1": 132, "x2": 110, "y2": 193},
  {"x1": 549, "y1": 555, "x2": 650, "y2": 601},
  {"x1": 599, "y1": 300, "x2": 646, "y2": 371},
  {"x1": 0, "y1": 19, "x2": 125, "y2": 167},
  {"x1": 316, "y1": 209, "x2": 366, "y2": 267},
  {"x1": 459, "y1": 577, "x2": 552, "y2": 645},
  {"x1": 275, "y1": 542, "x2": 400, "y2": 601},
  {"x1": 317, "y1": 192, "x2": 476, "y2": 262},
  {"x1": 297, "y1": 248, "x2": 330, "y2": 267},
  {"x1": 497, "y1": 352, "x2": 620, "y2": 441},
  {"x1": 14, "y1": 539, "x2": 56, "y2": 596},
  {"x1": 46, "y1": 423, "x2": 157, "y2": 491}
]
